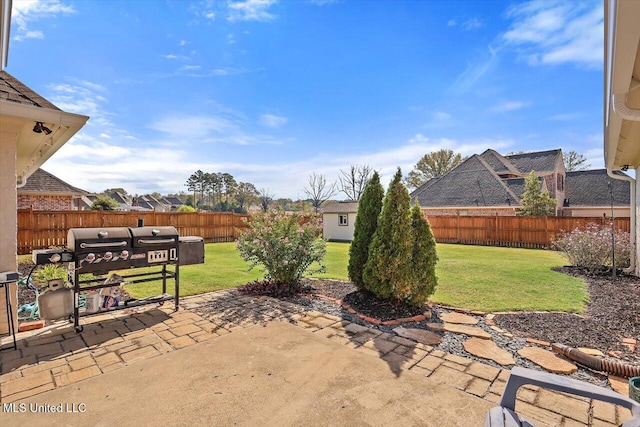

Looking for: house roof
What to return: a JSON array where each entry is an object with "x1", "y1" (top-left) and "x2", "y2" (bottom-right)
[
  {"x1": 322, "y1": 201, "x2": 359, "y2": 213},
  {"x1": 504, "y1": 149, "x2": 562, "y2": 174},
  {"x1": 411, "y1": 155, "x2": 520, "y2": 208},
  {"x1": 479, "y1": 149, "x2": 519, "y2": 175},
  {"x1": 0, "y1": 71, "x2": 60, "y2": 110},
  {"x1": 162, "y1": 196, "x2": 184, "y2": 206},
  {"x1": 18, "y1": 168, "x2": 88, "y2": 195},
  {"x1": 564, "y1": 169, "x2": 631, "y2": 207},
  {"x1": 108, "y1": 191, "x2": 130, "y2": 205}
]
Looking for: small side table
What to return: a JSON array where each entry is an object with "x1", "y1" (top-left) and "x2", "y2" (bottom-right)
[{"x1": 0, "y1": 271, "x2": 18, "y2": 351}]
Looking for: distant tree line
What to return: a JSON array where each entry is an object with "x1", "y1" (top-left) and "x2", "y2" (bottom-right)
[{"x1": 185, "y1": 170, "x2": 259, "y2": 213}]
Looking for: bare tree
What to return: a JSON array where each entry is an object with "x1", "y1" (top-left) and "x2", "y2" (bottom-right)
[
  {"x1": 338, "y1": 164, "x2": 373, "y2": 201},
  {"x1": 258, "y1": 188, "x2": 274, "y2": 212},
  {"x1": 304, "y1": 172, "x2": 337, "y2": 212},
  {"x1": 563, "y1": 150, "x2": 590, "y2": 172}
]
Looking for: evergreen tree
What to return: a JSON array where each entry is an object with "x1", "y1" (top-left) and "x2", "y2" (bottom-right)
[
  {"x1": 408, "y1": 203, "x2": 438, "y2": 306},
  {"x1": 518, "y1": 171, "x2": 556, "y2": 216},
  {"x1": 363, "y1": 168, "x2": 413, "y2": 300},
  {"x1": 348, "y1": 171, "x2": 384, "y2": 289}
]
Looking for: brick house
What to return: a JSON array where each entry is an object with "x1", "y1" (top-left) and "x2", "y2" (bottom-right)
[
  {"x1": 17, "y1": 168, "x2": 89, "y2": 210},
  {"x1": 411, "y1": 149, "x2": 630, "y2": 217}
]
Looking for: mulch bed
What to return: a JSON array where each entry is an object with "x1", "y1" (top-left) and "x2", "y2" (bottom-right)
[
  {"x1": 299, "y1": 279, "x2": 423, "y2": 321},
  {"x1": 301, "y1": 269, "x2": 640, "y2": 364},
  {"x1": 494, "y1": 267, "x2": 640, "y2": 363}
]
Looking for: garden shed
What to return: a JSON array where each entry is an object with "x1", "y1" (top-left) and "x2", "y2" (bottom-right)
[{"x1": 321, "y1": 201, "x2": 358, "y2": 241}]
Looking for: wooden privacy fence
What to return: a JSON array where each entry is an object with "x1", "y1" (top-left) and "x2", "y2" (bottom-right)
[
  {"x1": 17, "y1": 209, "x2": 250, "y2": 254},
  {"x1": 425, "y1": 215, "x2": 630, "y2": 249},
  {"x1": 17, "y1": 210, "x2": 631, "y2": 254}
]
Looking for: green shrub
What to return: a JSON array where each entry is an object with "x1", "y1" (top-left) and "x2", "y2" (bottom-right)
[
  {"x1": 408, "y1": 203, "x2": 438, "y2": 305},
  {"x1": 362, "y1": 168, "x2": 413, "y2": 301},
  {"x1": 237, "y1": 210, "x2": 326, "y2": 288},
  {"x1": 33, "y1": 264, "x2": 67, "y2": 286},
  {"x1": 552, "y1": 223, "x2": 631, "y2": 272},
  {"x1": 177, "y1": 205, "x2": 196, "y2": 212},
  {"x1": 348, "y1": 171, "x2": 383, "y2": 289}
]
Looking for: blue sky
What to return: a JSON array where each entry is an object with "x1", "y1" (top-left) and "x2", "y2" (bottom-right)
[{"x1": 7, "y1": 0, "x2": 604, "y2": 199}]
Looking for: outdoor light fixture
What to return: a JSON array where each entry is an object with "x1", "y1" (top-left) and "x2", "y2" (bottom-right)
[{"x1": 33, "y1": 121, "x2": 52, "y2": 135}]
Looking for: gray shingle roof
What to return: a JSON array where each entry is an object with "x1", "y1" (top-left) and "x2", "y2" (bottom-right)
[
  {"x1": 0, "y1": 71, "x2": 60, "y2": 110},
  {"x1": 505, "y1": 149, "x2": 561, "y2": 174},
  {"x1": 18, "y1": 168, "x2": 88, "y2": 195},
  {"x1": 564, "y1": 169, "x2": 630, "y2": 207},
  {"x1": 411, "y1": 155, "x2": 520, "y2": 207},
  {"x1": 321, "y1": 201, "x2": 358, "y2": 213},
  {"x1": 479, "y1": 149, "x2": 519, "y2": 175}
]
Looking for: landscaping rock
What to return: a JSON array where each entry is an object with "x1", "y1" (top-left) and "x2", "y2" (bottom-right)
[
  {"x1": 462, "y1": 338, "x2": 515, "y2": 366},
  {"x1": 426, "y1": 323, "x2": 492, "y2": 340},
  {"x1": 439, "y1": 312, "x2": 478, "y2": 325},
  {"x1": 517, "y1": 347, "x2": 578, "y2": 374},
  {"x1": 393, "y1": 327, "x2": 441, "y2": 346},
  {"x1": 608, "y1": 375, "x2": 630, "y2": 397}
]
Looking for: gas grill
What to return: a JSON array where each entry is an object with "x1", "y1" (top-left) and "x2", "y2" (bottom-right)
[
  {"x1": 67, "y1": 226, "x2": 179, "y2": 274},
  {"x1": 33, "y1": 226, "x2": 204, "y2": 332}
]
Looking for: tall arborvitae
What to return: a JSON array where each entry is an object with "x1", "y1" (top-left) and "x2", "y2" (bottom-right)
[
  {"x1": 362, "y1": 168, "x2": 413, "y2": 300},
  {"x1": 348, "y1": 171, "x2": 384, "y2": 289},
  {"x1": 408, "y1": 203, "x2": 438, "y2": 306}
]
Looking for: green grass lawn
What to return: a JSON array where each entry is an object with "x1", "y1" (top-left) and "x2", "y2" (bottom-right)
[{"x1": 20, "y1": 242, "x2": 588, "y2": 313}]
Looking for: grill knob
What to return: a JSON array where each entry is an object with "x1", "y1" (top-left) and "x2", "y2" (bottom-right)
[
  {"x1": 104, "y1": 252, "x2": 113, "y2": 260},
  {"x1": 121, "y1": 250, "x2": 129, "y2": 259},
  {"x1": 86, "y1": 253, "x2": 96, "y2": 262}
]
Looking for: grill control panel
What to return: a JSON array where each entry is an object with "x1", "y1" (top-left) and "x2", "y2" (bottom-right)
[{"x1": 148, "y1": 250, "x2": 169, "y2": 263}]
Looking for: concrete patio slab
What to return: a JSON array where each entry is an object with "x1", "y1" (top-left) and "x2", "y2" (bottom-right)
[{"x1": 1, "y1": 321, "x2": 490, "y2": 427}]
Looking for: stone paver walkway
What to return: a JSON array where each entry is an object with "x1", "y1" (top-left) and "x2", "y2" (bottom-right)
[{"x1": 0, "y1": 289, "x2": 634, "y2": 426}]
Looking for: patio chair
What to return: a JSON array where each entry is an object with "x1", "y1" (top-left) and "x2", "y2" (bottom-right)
[{"x1": 484, "y1": 366, "x2": 640, "y2": 427}]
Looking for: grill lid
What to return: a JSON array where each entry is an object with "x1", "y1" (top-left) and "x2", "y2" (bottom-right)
[
  {"x1": 130, "y1": 226, "x2": 178, "y2": 247},
  {"x1": 67, "y1": 227, "x2": 132, "y2": 252}
]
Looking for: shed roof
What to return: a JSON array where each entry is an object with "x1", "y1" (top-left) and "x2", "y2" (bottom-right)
[{"x1": 321, "y1": 201, "x2": 359, "y2": 213}]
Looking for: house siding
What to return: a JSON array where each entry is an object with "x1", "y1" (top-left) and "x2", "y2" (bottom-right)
[
  {"x1": 563, "y1": 207, "x2": 631, "y2": 218},
  {"x1": 421, "y1": 207, "x2": 518, "y2": 216},
  {"x1": 18, "y1": 194, "x2": 74, "y2": 210},
  {"x1": 322, "y1": 212, "x2": 356, "y2": 241}
]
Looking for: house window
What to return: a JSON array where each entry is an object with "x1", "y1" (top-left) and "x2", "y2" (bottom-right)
[
  {"x1": 338, "y1": 214, "x2": 348, "y2": 226},
  {"x1": 557, "y1": 174, "x2": 564, "y2": 191}
]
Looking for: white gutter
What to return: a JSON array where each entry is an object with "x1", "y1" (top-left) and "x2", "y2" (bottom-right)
[
  {"x1": 0, "y1": 0, "x2": 11, "y2": 71},
  {"x1": 604, "y1": 0, "x2": 638, "y2": 273}
]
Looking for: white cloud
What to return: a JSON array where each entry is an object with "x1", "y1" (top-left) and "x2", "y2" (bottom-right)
[
  {"x1": 547, "y1": 112, "x2": 582, "y2": 121},
  {"x1": 258, "y1": 113, "x2": 288, "y2": 128},
  {"x1": 502, "y1": 0, "x2": 603, "y2": 67},
  {"x1": 433, "y1": 111, "x2": 452, "y2": 121},
  {"x1": 12, "y1": 0, "x2": 75, "y2": 41},
  {"x1": 179, "y1": 40, "x2": 188, "y2": 46},
  {"x1": 204, "y1": 11, "x2": 216, "y2": 20},
  {"x1": 450, "y1": 45, "x2": 499, "y2": 94},
  {"x1": 227, "y1": 0, "x2": 277, "y2": 22},
  {"x1": 491, "y1": 100, "x2": 529, "y2": 112},
  {"x1": 447, "y1": 17, "x2": 483, "y2": 31},
  {"x1": 461, "y1": 18, "x2": 483, "y2": 31}
]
